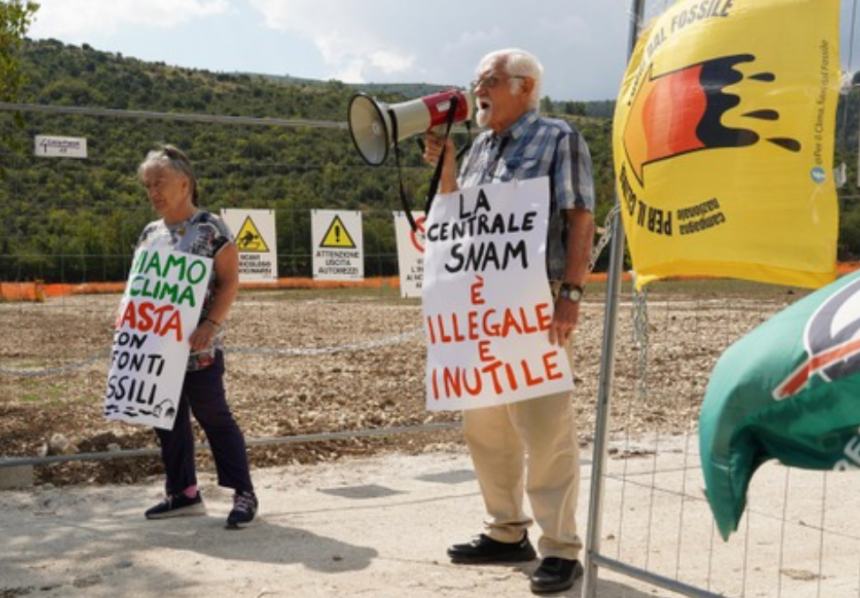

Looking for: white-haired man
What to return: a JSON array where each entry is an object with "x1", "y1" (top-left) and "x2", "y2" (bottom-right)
[{"x1": 424, "y1": 48, "x2": 595, "y2": 594}]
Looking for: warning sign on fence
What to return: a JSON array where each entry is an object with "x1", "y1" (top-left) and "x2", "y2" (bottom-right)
[
  {"x1": 393, "y1": 211, "x2": 424, "y2": 298},
  {"x1": 233, "y1": 217, "x2": 269, "y2": 252},
  {"x1": 320, "y1": 215, "x2": 357, "y2": 249},
  {"x1": 220, "y1": 209, "x2": 278, "y2": 282},
  {"x1": 312, "y1": 210, "x2": 363, "y2": 280}
]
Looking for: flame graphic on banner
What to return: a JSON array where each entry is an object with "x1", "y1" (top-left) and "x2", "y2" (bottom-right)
[{"x1": 623, "y1": 54, "x2": 801, "y2": 184}]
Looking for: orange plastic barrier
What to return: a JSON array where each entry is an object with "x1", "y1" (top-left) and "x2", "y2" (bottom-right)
[
  {"x1": 0, "y1": 282, "x2": 45, "y2": 302},
  {"x1": 837, "y1": 261, "x2": 860, "y2": 275},
  {"x1": 5, "y1": 266, "x2": 860, "y2": 302},
  {"x1": 2, "y1": 277, "x2": 401, "y2": 301},
  {"x1": 41, "y1": 282, "x2": 126, "y2": 297},
  {"x1": 239, "y1": 276, "x2": 400, "y2": 291},
  {"x1": 585, "y1": 271, "x2": 633, "y2": 283}
]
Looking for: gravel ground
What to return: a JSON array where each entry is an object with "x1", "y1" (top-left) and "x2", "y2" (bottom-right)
[{"x1": 0, "y1": 284, "x2": 798, "y2": 485}]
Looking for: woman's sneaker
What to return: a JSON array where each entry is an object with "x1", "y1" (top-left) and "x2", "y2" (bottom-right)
[
  {"x1": 226, "y1": 490, "x2": 258, "y2": 529},
  {"x1": 145, "y1": 492, "x2": 205, "y2": 519}
]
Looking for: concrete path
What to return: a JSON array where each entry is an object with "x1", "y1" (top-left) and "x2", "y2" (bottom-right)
[{"x1": 2, "y1": 440, "x2": 859, "y2": 597}]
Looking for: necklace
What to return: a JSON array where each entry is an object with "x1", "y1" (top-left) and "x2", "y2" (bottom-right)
[{"x1": 167, "y1": 209, "x2": 199, "y2": 236}]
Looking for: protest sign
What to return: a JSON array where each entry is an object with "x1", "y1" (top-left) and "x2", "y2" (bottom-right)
[
  {"x1": 312, "y1": 209, "x2": 364, "y2": 280},
  {"x1": 220, "y1": 208, "x2": 278, "y2": 281},
  {"x1": 393, "y1": 210, "x2": 425, "y2": 298},
  {"x1": 422, "y1": 177, "x2": 574, "y2": 411},
  {"x1": 103, "y1": 247, "x2": 211, "y2": 430}
]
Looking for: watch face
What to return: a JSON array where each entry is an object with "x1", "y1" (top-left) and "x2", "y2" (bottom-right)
[{"x1": 560, "y1": 284, "x2": 583, "y2": 302}]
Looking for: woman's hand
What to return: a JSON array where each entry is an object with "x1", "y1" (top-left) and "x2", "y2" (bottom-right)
[
  {"x1": 190, "y1": 243, "x2": 239, "y2": 353},
  {"x1": 189, "y1": 319, "x2": 219, "y2": 352}
]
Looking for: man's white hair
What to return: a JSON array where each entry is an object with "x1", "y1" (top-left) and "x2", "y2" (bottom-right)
[{"x1": 477, "y1": 48, "x2": 544, "y2": 111}]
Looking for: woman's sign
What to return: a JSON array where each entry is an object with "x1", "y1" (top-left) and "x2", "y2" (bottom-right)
[
  {"x1": 103, "y1": 247, "x2": 211, "y2": 430},
  {"x1": 422, "y1": 177, "x2": 574, "y2": 411}
]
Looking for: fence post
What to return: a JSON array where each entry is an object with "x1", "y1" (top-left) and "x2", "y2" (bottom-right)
[{"x1": 582, "y1": 1, "x2": 643, "y2": 596}]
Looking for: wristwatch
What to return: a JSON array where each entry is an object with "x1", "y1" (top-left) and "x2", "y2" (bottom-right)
[{"x1": 558, "y1": 282, "x2": 584, "y2": 303}]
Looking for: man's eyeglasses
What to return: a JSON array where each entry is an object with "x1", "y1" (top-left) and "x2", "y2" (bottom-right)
[{"x1": 470, "y1": 74, "x2": 524, "y2": 91}]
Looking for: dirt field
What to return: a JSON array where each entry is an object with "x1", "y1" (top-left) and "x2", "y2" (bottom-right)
[{"x1": 0, "y1": 282, "x2": 799, "y2": 485}]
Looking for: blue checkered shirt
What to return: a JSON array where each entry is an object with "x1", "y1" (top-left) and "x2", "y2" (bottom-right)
[{"x1": 457, "y1": 110, "x2": 595, "y2": 281}]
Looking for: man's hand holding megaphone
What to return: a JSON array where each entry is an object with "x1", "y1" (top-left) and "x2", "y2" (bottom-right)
[{"x1": 422, "y1": 133, "x2": 458, "y2": 195}]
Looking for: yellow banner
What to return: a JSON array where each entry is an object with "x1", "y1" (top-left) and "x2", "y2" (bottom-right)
[{"x1": 613, "y1": 0, "x2": 840, "y2": 289}]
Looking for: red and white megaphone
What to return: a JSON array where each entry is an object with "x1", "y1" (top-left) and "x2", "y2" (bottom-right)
[{"x1": 348, "y1": 89, "x2": 473, "y2": 166}]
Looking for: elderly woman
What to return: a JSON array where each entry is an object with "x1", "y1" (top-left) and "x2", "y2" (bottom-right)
[{"x1": 136, "y1": 145, "x2": 257, "y2": 529}]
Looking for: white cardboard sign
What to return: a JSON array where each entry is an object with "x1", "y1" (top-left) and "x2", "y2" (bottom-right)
[
  {"x1": 422, "y1": 177, "x2": 574, "y2": 411},
  {"x1": 103, "y1": 247, "x2": 211, "y2": 430}
]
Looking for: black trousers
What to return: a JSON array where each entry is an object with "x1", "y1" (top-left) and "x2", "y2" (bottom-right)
[{"x1": 155, "y1": 351, "x2": 254, "y2": 495}]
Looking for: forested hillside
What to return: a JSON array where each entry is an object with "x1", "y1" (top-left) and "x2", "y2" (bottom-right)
[
  {"x1": 0, "y1": 38, "x2": 857, "y2": 283},
  {"x1": 0, "y1": 39, "x2": 615, "y2": 282}
]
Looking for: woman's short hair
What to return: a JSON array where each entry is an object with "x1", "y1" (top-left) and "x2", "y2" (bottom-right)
[
  {"x1": 137, "y1": 144, "x2": 199, "y2": 206},
  {"x1": 477, "y1": 48, "x2": 544, "y2": 111}
]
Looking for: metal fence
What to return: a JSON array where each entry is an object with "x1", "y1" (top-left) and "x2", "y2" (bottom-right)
[{"x1": 584, "y1": 279, "x2": 860, "y2": 597}]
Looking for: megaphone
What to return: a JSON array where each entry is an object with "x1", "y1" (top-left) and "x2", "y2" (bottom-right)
[{"x1": 348, "y1": 88, "x2": 473, "y2": 166}]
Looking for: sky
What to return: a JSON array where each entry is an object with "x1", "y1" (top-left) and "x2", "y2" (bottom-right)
[{"x1": 25, "y1": 0, "x2": 860, "y2": 102}]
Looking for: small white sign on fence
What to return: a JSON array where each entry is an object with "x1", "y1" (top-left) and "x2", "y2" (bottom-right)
[{"x1": 34, "y1": 135, "x2": 87, "y2": 158}]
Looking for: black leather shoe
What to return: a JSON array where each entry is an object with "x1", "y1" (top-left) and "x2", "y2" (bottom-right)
[
  {"x1": 530, "y1": 557, "x2": 583, "y2": 594},
  {"x1": 447, "y1": 532, "x2": 537, "y2": 564}
]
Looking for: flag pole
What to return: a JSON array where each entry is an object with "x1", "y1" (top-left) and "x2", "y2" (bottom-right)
[{"x1": 581, "y1": 1, "x2": 645, "y2": 596}]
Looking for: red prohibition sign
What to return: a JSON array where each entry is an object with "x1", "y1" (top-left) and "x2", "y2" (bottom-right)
[{"x1": 410, "y1": 215, "x2": 426, "y2": 254}]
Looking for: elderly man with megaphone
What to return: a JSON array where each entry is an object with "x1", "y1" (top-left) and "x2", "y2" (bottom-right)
[{"x1": 423, "y1": 48, "x2": 595, "y2": 595}]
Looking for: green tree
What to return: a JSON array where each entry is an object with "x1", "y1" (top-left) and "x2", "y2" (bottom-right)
[
  {"x1": 0, "y1": 1, "x2": 38, "y2": 101},
  {"x1": 563, "y1": 101, "x2": 586, "y2": 116},
  {"x1": 540, "y1": 95, "x2": 553, "y2": 114}
]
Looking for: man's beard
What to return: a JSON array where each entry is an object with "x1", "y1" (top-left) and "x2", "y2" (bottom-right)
[{"x1": 476, "y1": 98, "x2": 493, "y2": 128}]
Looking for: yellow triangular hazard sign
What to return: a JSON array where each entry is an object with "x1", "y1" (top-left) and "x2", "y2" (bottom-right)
[
  {"x1": 233, "y1": 216, "x2": 270, "y2": 253},
  {"x1": 320, "y1": 215, "x2": 356, "y2": 248}
]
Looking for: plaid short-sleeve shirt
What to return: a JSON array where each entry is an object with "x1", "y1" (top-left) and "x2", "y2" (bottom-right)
[{"x1": 458, "y1": 110, "x2": 595, "y2": 280}]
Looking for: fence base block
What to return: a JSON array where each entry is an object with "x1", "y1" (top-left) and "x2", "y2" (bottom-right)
[{"x1": 0, "y1": 465, "x2": 34, "y2": 489}]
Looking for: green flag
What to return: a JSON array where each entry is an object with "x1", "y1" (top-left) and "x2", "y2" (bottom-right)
[{"x1": 700, "y1": 271, "x2": 860, "y2": 540}]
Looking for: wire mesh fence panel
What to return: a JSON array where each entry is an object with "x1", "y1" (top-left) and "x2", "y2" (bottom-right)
[{"x1": 589, "y1": 283, "x2": 860, "y2": 598}]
